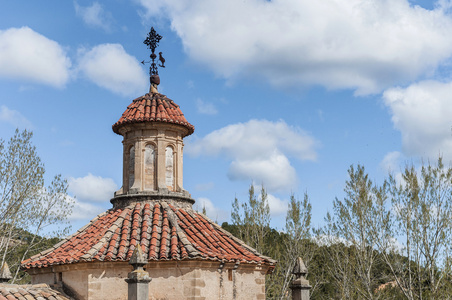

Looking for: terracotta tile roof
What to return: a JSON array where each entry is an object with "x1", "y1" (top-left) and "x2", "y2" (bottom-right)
[
  {"x1": 112, "y1": 92, "x2": 194, "y2": 137},
  {"x1": 0, "y1": 283, "x2": 70, "y2": 300},
  {"x1": 22, "y1": 202, "x2": 275, "y2": 270}
]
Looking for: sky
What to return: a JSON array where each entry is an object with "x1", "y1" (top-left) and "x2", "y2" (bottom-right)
[{"x1": 1, "y1": 0, "x2": 452, "y2": 233}]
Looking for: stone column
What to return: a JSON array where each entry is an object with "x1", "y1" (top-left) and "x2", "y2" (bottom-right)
[
  {"x1": 290, "y1": 257, "x2": 311, "y2": 300},
  {"x1": 125, "y1": 244, "x2": 151, "y2": 300}
]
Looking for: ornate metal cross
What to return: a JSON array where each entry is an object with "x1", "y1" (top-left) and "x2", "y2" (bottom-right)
[{"x1": 143, "y1": 27, "x2": 165, "y2": 76}]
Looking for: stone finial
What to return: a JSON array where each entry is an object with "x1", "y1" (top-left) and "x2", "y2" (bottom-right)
[
  {"x1": 0, "y1": 262, "x2": 12, "y2": 283},
  {"x1": 293, "y1": 257, "x2": 308, "y2": 278},
  {"x1": 126, "y1": 244, "x2": 151, "y2": 300},
  {"x1": 129, "y1": 244, "x2": 147, "y2": 267},
  {"x1": 290, "y1": 257, "x2": 311, "y2": 300}
]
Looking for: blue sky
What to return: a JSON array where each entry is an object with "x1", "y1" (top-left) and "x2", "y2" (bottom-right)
[{"x1": 1, "y1": 0, "x2": 452, "y2": 232}]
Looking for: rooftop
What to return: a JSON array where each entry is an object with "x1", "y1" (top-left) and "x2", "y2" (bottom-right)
[
  {"x1": 112, "y1": 92, "x2": 194, "y2": 137},
  {"x1": 0, "y1": 283, "x2": 70, "y2": 300},
  {"x1": 22, "y1": 201, "x2": 275, "y2": 271}
]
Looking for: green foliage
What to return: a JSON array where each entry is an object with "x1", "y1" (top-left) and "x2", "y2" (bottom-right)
[
  {"x1": 227, "y1": 157, "x2": 452, "y2": 299},
  {"x1": 315, "y1": 157, "x2": 452, "y2": 299},
  {"x1": 318, "y1": 164, "x2": 390, "y2": 300},
  {"x1": 3, "y1": 226, "x2": 61, "y2": 284},
  {"x1": 229, "y1": 185, "x2": 313, "y2": 299},
  {"x1": 385, "y1": 157, "x2": 452, "y2": 299},
  {"x1": 0, "y1": 129, "x2": 73, "y2": 283},
  {"x1": 231, "y1": 184, "x2": 270, "y2": 254},
  {"x1": 274, "y1": 193, "x2": 313, "y2": 299}
]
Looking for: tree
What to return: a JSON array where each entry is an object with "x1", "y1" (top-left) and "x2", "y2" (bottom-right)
[
  {"x1": 277, "y1": 193, "x2": 313, "y2": 299},
  {"x1": 0, "y1": 129, "x2": 73, "y2": 283},
  {"x1": 231, "y1": 184, "x2": 270, "y2": 254},
  {"x1": 384, "y1": 157, "x2": 452, "y2": 299},
  {"x1": 232, "y1": 184, "x2": 283, "y2": 298},
  {"x1": 319, "y1": 165, "x2": 388, "y2": 300},
  {"x1": 318, "y1": 158, "x2": 452, "y2": 300},
  {"x1": 231, "y1": 185, "x2": 315, "y2": 299}
]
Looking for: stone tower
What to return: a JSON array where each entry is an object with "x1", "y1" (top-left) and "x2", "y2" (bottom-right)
[{"x1": 112, "y1": 84, "x2": 194, "y2": 204}]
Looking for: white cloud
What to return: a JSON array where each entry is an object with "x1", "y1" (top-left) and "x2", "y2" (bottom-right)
[
  {"x1": 383, "y1": 80, "x2": 452, "y2": 160},
  {"x1": 139, "y1": 0, "x2": 452, "y2": 94},
  {"x1": 186, "y1": 119, "x2": 318, "y2": 191},
  {"x1": 252, "y1": 184, "x2": 288, "y2": 216},
  {"x1": 0, "y1": 106, "x2": 32, "y2": 129},
  {"x1": 228, "y1": 151, "x2": 297, "y2": 190},
  {"x1": 0, "y1": 27, "x2": 71, "y2": 87},
  {"x1": 68, "y1": 173, "x2": 118, "y2": 202},
  {"x1": 196, "y1": 197, "x2": 228, "y2": 221},
  {"x1": 196, "y1": 98, "x2": 218, "y2": 115},
  {"x1": 380, "y1": 151, "x2": 403, "y2": 173},
  {"x1": 267, "y1": 193, "x2": 289, "y2": 216},
  {"x1": 77, "y1": 44, "x2": 148, "y2": 96},
  {"x1": 74, "y1": 1, "x2": 113, "y2": 32},
  {"x1": 67, "y1": 195, "x2": 105, "y2": 221}
]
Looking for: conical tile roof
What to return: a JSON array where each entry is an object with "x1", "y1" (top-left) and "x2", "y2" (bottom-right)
[
  {"x1": 112, "y1": 92, "x2": 194, "y2": 137},
  {"x1": 22, "y1": 201, "x2": 275, "y2": 270}
]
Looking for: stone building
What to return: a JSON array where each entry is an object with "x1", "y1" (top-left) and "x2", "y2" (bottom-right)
[{"x1": 21, "y1": 56, "x2": 276, "y2": 299}]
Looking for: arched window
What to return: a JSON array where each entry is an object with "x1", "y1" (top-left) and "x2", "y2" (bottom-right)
[
  {"x1": 144, "y1": 144, "x2": 155, "y2": 190},
  {"x1": 165, "y1": 146, "x2": 174, "y2": 190},
  {"x1": 128, "y1": 145, "x2": 135, "y2": 189}
]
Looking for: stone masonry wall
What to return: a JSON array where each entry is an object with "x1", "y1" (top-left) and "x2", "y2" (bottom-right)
[{"x1": 30, "y1": 261, "x2": 268, "y2": 300}]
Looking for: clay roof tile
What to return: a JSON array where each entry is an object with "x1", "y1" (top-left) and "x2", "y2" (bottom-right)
[
  {"x1": 22, "y1": 202, "x2": 275, "y2": 269},
  {"x1": 112, "y1": 93, "x2": 194, "y2": 137},
  {"x1": 0, "y1": 284, "x2": 70, "y2": 300}
]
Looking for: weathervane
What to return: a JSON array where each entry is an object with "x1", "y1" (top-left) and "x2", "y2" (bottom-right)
[{"x1": 142, "y1": 27, "x2": 165, "y2": 92}]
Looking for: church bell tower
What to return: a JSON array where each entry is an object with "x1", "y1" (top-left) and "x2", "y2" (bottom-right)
[{"x1": 111, "y1": 28, "x2": 194, "y2": 206}]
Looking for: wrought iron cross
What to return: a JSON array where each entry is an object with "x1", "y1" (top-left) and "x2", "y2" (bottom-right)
[{"x1": 143, "y1": 27, "x2": 165, "y2": 76}]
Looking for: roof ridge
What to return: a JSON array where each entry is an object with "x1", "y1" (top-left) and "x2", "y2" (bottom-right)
[
  {"x1": 86, "y1": 208, "x2": 129, "y2": 261},
  {"x1": 139, "y1": 203, "x2": 151, "y2": 259},
  {"x1": 163, "y1": 202, "x2": 200, "y2": 258},
  {"x1": 117, "y1": 206, "x2": 133, "y2": 260},
  {"x1": 148, "y1": 203, "x2": 161, "y2": 259},
  {"x1": 126, "y1": 203, "x2": 143, "y2": 259},
  {"x1": 159, "y1": 208, "x2": 170, "y2": 259}
]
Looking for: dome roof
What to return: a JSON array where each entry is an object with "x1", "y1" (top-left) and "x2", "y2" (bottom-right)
[
  {"x1": 112, "y1": 92, "x2": 194, "y2": 137},
  {"x1": 22, "y1": 201, "x2": 276, "y2": 270}
]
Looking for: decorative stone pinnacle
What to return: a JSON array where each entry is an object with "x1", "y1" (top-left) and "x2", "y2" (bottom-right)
[
  {"x1": 292, "y1": 257, "x2": 308, "y2": 279},
  {"x1": 126, "y1": 244, "x2": 151, "y2": 285},
  {"x1": 126, "y1": 243, "x2": 151, "y2": 300},
  {"x1": 290, "y1": 257, "x2": 311, "y2": 299},
  {"x1": 0, "y1": 262, "x2": 12, "y2": 283},
  {"x1": 129, "y1": 244, "x2": 147, "y2": 267}
]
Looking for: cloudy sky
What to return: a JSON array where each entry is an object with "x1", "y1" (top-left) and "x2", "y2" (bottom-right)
[{"x1": 1, "y1": 0, "x2": 451, "y2": 231}]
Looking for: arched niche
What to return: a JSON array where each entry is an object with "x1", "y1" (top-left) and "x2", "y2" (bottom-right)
[
  {"x1": 144, "y1": 144, "x2": 156, "y2": 190},
  {"x1": 128, "y1": 145, "x2": 135, "y2": 190},
  {"x1": 165, "y1": 145, "x2": 175, "y2": 191}
]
